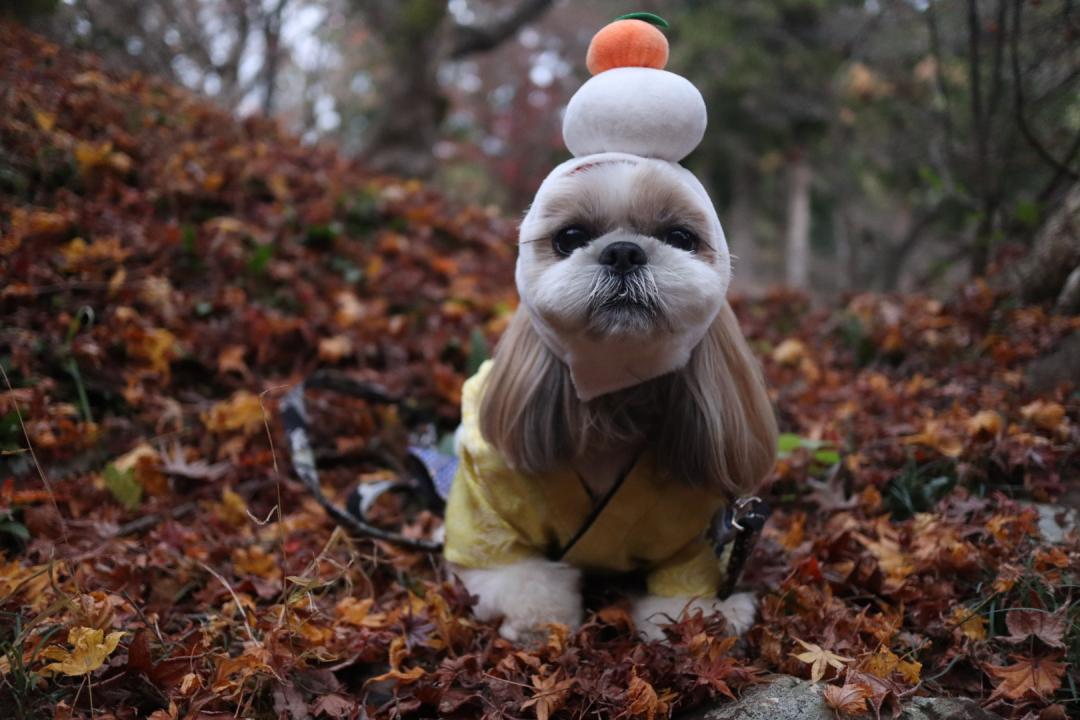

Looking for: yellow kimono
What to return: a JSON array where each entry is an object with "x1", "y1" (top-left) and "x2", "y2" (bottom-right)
[{"x1": 444, "y1": 360, "x2": 727, "y2": 598}]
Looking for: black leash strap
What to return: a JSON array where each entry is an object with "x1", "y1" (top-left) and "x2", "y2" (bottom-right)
[
  {"x1": 710, "y1": 496, "x2": 771, "y2": 598},
  {"x1": 280, "y1": 378, "x2": 443, "y2": 552},
  {"x1": 279, "y1": 370, "x2": 771, "y2": 592}
]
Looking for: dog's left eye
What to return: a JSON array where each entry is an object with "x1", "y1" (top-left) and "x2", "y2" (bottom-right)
[
  {"x1": 661, "y1": 227, "x2": 698, "y2": 252},
  {"x1": 552, "y1": 226, "x2": 593, "y2": 257}
]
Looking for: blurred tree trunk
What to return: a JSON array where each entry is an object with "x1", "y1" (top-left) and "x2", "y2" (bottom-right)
[
  {"x1": 355, "y1": 0, "x2": 554, "y2": 178},
  {"x1": 1001, "y1": 183, "x2": 1080, "y2": 313},
  {"x1": 260, "y1": 0, "x2": 288, "y2": 116},
  {"x1": 727, "y1": 160, "x2": 758, "y2": 288},
  {"x1": 0, "y1": 0, "x2": 58, "y2": 19},
  {"x1": 833, "y1": 206, "x2": 856, "y2": 294},
  {"x1": 360, "y1": 0, "x2": 448, "y2": 178},
  {"x1": 784, "y1": 155, "x2": 812, "y2": 289},
  {"x1": 877, "y1": 205, "x2": 944, "y2": 292}
]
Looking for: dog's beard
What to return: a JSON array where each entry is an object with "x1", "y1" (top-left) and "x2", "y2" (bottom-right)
[{"x1": 585, "y1": 268, "x2": 663, "y2": 337}]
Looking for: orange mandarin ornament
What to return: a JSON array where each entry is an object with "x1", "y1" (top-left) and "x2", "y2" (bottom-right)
[{"x1": 585, "y1": 12, "x2": 670, "y2": 76}]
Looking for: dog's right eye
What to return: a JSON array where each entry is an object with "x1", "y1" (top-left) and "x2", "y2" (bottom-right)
[{"x1": 552, "y1": 226, "x2": 592, "y2": 257}]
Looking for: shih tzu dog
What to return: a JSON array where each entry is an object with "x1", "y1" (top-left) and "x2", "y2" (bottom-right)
[{"x1": 443, "y1": 15, "x2": 778, "y2": 643}]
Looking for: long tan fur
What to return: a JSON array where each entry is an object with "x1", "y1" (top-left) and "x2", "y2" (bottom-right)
[{"x1": 479, "y1": 303, "x2": 777, "y2": 497}]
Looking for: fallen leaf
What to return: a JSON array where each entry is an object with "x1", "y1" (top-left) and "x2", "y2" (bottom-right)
[
  {"x1": 335, "y1": 597, "x2": 387, "y2": 628},
  {"x1": 74, "y1": 140, "x2": 113, "y2": 174},
  {"x1": 33, "y1": 109, "x2": 56, "y2": 131},
  {"x1": 41, "y1": 627, "x2": 126, "y2": 676},
  {"x1": 902, "y1": 419, "x2": 964, "y2": 458},
  {"x1": 202, "y1": 391, "x2": 265, "y2": 437},
  {"x1": 217, "y1": 345, "x2": 252, "y2": 380},
  {"x1": 311, "y1": 695, "x2": 355, "y2": 719},
  {"x1": 791, "y1": 637, "x2": 854, "y2": 683},
  {"x1": 624, "y1": 669, "x2": 661, "y2": 720},
  {"x1": 521, "y1": 671, "x2": 574, "y2": 720},
  {"x1": 368, "y1": 636, "x2": 425, "y2": 685},
  {"x1": 318, "y1": 335, "x2": 354, "y2": 362},
  {"x1": 772, "y1": 338, "x2": 807, "y2": 366},
  {"x1": 949, "y1": 606, "x2": 987, "y2": 641},
  {"x1": 1004, "y1": 608, "x2": 1067, "y2": 648},
  {"x1": 160, "y1": 444, "x2": 229, "y2": 481},
  {"x1": 823, "y1": 682, "x2": 870, "y2": 716},
  {"x1": 966, "y1": 410, "x2": 1003, "y2": 438},
  {"x1": 1020, "y1": 400, "x2": 1066, "y2": 432},
  {"x1": 232, "y1": 545, "x2": 281, "y2": 580},
  {"x1": 986, "y1": 655, "x2": 1067, "y2": 702}
]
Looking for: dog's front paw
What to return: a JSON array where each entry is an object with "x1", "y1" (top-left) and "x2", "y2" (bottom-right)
[
  {"x1": 450, "y1": 558, "x2": 583, "y2": 644},
  {"x1": 713, "y1": 592, "x2": 757, "y2": 636},
  {"x1": 632, "y1": 592, "x2": 758, "y2": 641}
]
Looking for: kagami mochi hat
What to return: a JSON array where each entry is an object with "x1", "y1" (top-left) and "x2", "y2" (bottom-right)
[{"x1": 515, "y1": 13, "x2": 732, "y2": 401}]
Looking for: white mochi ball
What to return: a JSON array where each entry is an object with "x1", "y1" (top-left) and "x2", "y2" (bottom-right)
[{"x1": 562, "y1": 67, "x2": 707, "y2": 162}]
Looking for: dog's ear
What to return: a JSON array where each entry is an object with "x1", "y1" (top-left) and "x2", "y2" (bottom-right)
[
  {"x1": 479, "y1": 309, "x2": 573, "y2": 474},
  {"x1": 658, "y1": 304, "x2": 778, "y2": 496}
]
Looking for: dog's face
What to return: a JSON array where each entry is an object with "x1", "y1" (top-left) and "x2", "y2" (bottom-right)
[{"x1": 516, "y1": 160, "x2": 730, "y2": 340}]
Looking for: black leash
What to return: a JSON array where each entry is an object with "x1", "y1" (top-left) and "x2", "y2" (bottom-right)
[
  {"x1": 710, "y1": 496, "x2": 771, "y2": 597},
  {"x1": 279, "y1": 372, "x2": 769, "y2": 596},
  {"x1": 280, "y1": 374, "x2": 443, "y2": 552}
]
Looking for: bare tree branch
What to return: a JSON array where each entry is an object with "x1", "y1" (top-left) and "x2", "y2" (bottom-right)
[
  {"x1": 967, "y1": 0, "x2": 986, "y2": 180},
  {"x1": 925, "y1": 2, "x2": 957, "y2": 178},
  {"x1": 1010, "y1": 0, "x2": 1080, "y2": 189},
  {"x1": 261, "y1": 0, "x2": 289, "y2": 114},
  {"x1": 985, "y1": 0, "x2": 1007, "y2": 132},
  {"x1": 450, "y1": 0, "x2": 554, "y2": 58}
]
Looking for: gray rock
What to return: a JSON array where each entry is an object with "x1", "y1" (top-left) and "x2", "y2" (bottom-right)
[
  {"x1": 679, "y1": 676, "x2": 1001, "y2": 720},
  {"x1": 1023, "y1": 502, "x2": 1079, "y2": 544}
]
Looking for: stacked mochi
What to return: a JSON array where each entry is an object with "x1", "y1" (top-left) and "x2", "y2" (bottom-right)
[{"x1": 564, "y1": 13, "x2": 707, "y2": 164}]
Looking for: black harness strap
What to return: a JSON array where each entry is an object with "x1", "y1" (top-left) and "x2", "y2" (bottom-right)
[{"x1": 552, "y1": 451, "x2": 642, "y2": 562}]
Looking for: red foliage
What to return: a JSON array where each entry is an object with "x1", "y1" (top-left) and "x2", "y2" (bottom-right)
[{"x1": 0, "y1": 24, "x2": 1077, "y2": 720}]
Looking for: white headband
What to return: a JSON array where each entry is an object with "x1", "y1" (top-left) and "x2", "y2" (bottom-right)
[{"x1": 515, "y1": 18, "x2": 730, "y2": 400}]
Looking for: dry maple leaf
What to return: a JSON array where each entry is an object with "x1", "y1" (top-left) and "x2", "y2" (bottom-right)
[
  {"x1": 949, "y1": 606, "x2": 988, "y2": 641},
  {"x1": 792, "y1": 637, "x2": 855, "y2": 683},
  {"x1": 335, "y1": 597, "x2": 388, "y2": 628},
  {"x1": 853, "y1": 532, "x2": 913, "y2": 583},
  {"x1": 624, "y1": 669, "x2": 663, "y2": 720},
  {"x1": 823, "y1": 682, "x2": 870, "y2": 716},
  {"x1": 861, "y1": 645, "x2": 921, "y2": 685},
  {"x1": 520, "y1": 672, "x2": 574, "y2": 720},
  {"x1": 202, "y1": 390, "x2": 266, "y2": 437},
  {"x1": 160, "y1": 443, "x2": 229, "y2": 481},
  {"x1": 40, "y1": 626, "x2": 126, "y2": 676},
  {"x1": 901, "y1": 419, "x2": 964, "y2": 458},
  {"x1": 985, "y1": 654, "x2": 1067, "y2": 702},
  {"x1": 1003, "y1": 607, "x2": 1067, "y2": 649}
]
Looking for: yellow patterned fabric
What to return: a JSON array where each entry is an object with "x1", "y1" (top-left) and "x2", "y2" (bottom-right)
[{"x1": 444, "y1": 360, "x2": 726, "y2": 598}]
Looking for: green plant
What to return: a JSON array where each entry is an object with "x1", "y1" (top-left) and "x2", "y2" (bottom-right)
[
  {"x1": 777, "y1": 433, "x2": 841, "y2": 468},
  {"x1": 883, "y1": 457, "x2": 956, "y2": 520}
]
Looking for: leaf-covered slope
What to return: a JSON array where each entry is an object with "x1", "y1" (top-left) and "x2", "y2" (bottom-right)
[{"x1": 1, "y1": 22, "x2": 1078, "y2": 720}]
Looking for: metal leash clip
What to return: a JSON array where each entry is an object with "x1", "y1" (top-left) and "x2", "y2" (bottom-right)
[{"x1": 709, "y1": 496, "x2": 771, "y2": 598}]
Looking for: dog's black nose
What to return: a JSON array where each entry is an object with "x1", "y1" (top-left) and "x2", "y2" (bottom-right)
[{"x1": 598, "y1": 241, "x2": 647, "y2": 274}]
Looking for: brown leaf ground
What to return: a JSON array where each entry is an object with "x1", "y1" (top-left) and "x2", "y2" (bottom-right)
[{"x1": 1, "y1": 23, "x2": 1077, "y2": 720}]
